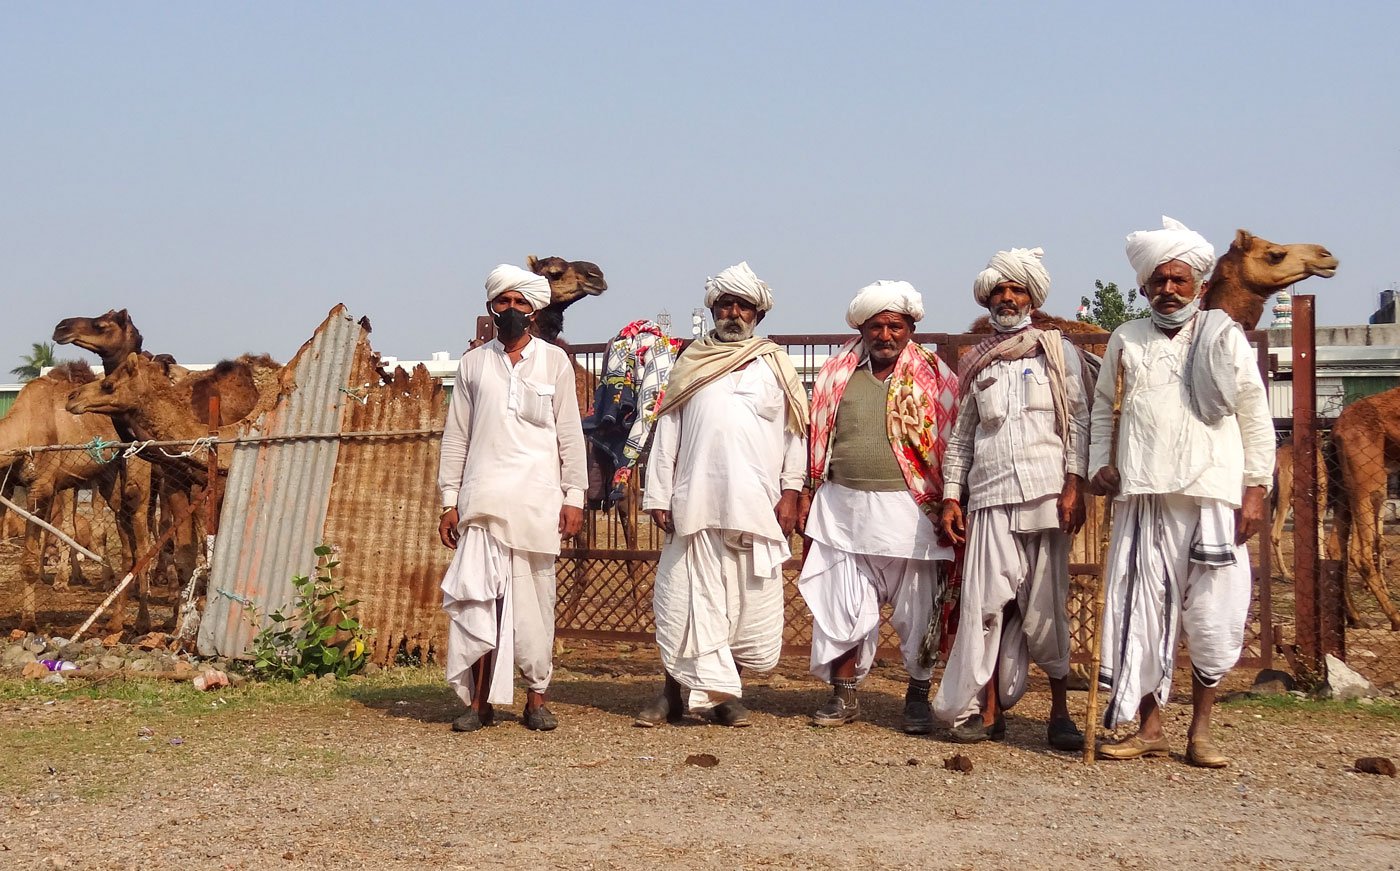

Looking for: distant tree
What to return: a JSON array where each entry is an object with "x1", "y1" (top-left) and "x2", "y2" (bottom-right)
[
  {"x1": 10, "y1": 342, "x2": 58, "y2": 382},
  {"x1": 1078, "y1": 280, "x2": 1149, "y2": 332}
]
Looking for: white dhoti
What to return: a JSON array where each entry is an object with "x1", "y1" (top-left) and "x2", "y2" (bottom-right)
[
  {"x1": 441, "y1": 525, "x2": 556, "y2": 707},
  {"x1": 800, "y1": 541, "x2": 940, "y2": 682},
  {"x1": 798, "y1": 482, "x2": 951, "y2": 684},
  {"x1": 1098, "y1": 493, "x2": 1251, "y2": 729},
  {"x1": 652, "y1": 527, "x2": 788, "y2": 710},
  {"x1": 932, "y1": 499, "x2": 1071, "y2": 726}
]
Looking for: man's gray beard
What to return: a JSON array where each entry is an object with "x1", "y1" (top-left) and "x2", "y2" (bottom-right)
[
  {"x1": 991, "y1": 305, "x2": 1032, "y2": 332},
  {"x1": 714, "y1": 317, "x2": 755, "y2": 342}
]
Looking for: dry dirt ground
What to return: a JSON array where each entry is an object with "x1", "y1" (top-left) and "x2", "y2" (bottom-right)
[{"x1": 2, "y1": 644, "x2": 1398, "y2": 871}]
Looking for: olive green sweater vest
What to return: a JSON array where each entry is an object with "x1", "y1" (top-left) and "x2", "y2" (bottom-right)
[{"x1": 828, "y1": 370, "x2": 905, "y2": 492}]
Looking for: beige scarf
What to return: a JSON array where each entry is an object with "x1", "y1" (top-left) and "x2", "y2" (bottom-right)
[{"x1": 656, "y1": 333, "x2": 809, "y2": 434}]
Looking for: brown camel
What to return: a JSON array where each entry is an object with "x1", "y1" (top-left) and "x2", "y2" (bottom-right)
[
  {"x1": 1328, "y1": 385, "x2": 1400, "y2": 630},
  {"x1": 66, "y1": 353, "x2": 239, "y2": 495},
  {"x1": 53, "y1": 309, "x2": 278, "y2": 425},
  {"x1": 525, "y1": 256, "x2": 608, "y2": 347},
  {"x1": 0, "y1": 364, "x2": 153, "y2": 632},
  {"x1": 1201, "y1": 230, "x2": 1338, "y2": 330},
  {"x1": 525, "y1": 255, "x2": 609, "y2": 415},
  {"x1": 53, "y1": 309, "x2": 279, "y2": 581},
  {"x1": 967, "y1": 309, "x2": 1109, "y2": 337}
]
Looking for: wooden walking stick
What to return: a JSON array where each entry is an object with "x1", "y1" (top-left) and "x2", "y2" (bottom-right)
[{"x1": 1083, "y1": 352, "x2": 1127, "y2": 764}]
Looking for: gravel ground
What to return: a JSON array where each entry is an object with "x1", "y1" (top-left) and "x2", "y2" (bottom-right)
[{"x1": 1, "y1": 646, "x2": 1399, "y2": 871}]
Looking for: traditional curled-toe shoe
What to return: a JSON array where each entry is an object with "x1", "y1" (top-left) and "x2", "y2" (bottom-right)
[
  {"x1": 1185, "y1": 738, "x2": 1231, "y2": 769},
  {"x1": 451, "y1": 709, "x2": 484, "y2": 733},
  {"x1": 811, "y1": 694, "x2": 860, "y2": 727},
  {"x1": 1096, "y1": 734, "x2": 1170, "y2": 760},
  {"x1": 523, "y1": 705, "x2": 559, "y2": 732},
  {"x1": 1046, "y1": 717, "x2": 1085, "y2": 752},
  {"x1": 712, "y1": 699, "x2": 752, "y2": 728}
]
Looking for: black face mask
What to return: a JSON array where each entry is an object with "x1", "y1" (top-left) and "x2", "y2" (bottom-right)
[{"x1": 493, "y1": 308, "x2": 531, "y2": 341}]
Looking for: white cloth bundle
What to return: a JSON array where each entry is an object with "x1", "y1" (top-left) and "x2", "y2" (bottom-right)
[
  {"x1": 1124, "y1": 216, "x2": 1215, "y2": 288},
  {"x1": 703, "y1": 261, "x2": 774, "y2": 312},
  {"x1": 484, "y1": 264, "x2": 552, "y2": 311},
  {"x1": 845, "y1": 279, "x2": 924, "y2": 329},
  {"x1": 973, "y1": 247, "x2": 1051, "y2": 308}
]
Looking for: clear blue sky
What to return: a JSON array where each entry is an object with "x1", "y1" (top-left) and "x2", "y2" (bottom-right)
[{"x1": 3, "y1": 2, "x2": 1396, "y2": 366}]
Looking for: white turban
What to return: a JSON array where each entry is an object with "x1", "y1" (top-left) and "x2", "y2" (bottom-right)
[
  {"x1": 484, "y1": 264, "x2": 552, "y2": 311},
  {"x1": 703, "y1": 261, "x2": 774, "y2": 312},
  {"x1": 1124, "y1": 216, "x2": 1216, "y2": 288},
  {"x1": 845, "y1": 279, "x2": 924, "y2": 329},
  {"x1": 973, "y1": 247, "x2": 1051, "y2": 308}
]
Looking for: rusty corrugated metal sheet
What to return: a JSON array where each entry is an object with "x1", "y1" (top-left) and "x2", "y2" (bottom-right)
[
  {"x1": 320, "y1": 353, "x2": 449, "y2": 665},
  {"x1": 198, "y1": 305, "x2": 365, "y2": 657}
]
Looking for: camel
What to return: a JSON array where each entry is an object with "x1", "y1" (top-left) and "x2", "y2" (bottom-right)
[
  {"x1": 53, "y1": 309, "x2": 280, "y2": 581},
  {"x1": 0, "y1": 364, "x2": 153, "y2": 632},
  {"x1": 53, "y1": 309, "x2": 279, "y2": 425},
  {"x1": 1328, "y1": 385, "x2": 1400, "y2": 630},
  {"x1": 525, "y1": 256, "x2": 608, "y2": 347},
  {"x1": 968, "y1": 309, "x2": 1108, "y2": 338},
  {"x1": 525, "y1": 255, "x2": 609, "y2": 415},
  {"x1": 66, "y1": 353, "x2": 239, "y2": 495},
  {"x1": 1201, "y1": 230, "x2": 1338, "y2": 330}
]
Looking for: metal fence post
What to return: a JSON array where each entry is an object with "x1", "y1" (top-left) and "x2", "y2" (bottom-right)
[{"x1": 1292, "y1": 295, "x2": 1321, "y2": 672}]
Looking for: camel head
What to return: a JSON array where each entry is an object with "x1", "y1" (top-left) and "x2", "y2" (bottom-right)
[
  {"x1": 526, "y1": 255, "x2": 608, "y2": 344},
  {"x1": 53, "y1": 309, "x2": 144, "y2": 364},
  {"x1": 527, "y1": 255, "x2": 608, "y2": 306},
  {"x1": 1202, "y1": 230, "x2": 1339, "y2": 329},
  {"x1": 1214, "y1": 230, "x2": 1339, "y2": 296},
  {"x1": 65, "y1": 352, "x2": 166, "y2": 417}
]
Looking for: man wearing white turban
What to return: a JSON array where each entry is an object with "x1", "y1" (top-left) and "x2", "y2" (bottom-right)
[
  {"x1": 1090, "y1": 219, "x2": 1273, "y2": 768},
  {"x1": 436, "y1": 264, "x2": 587, "y2": 733},
  {"x1": 636, "y1": 262, "x2": 809, "y2": 727},
  {"x1": 797, "y1": 280, "x2": 959, "y2": 733},
  {"x1": 933, "y1": 247, "x2": 1089, "y2": 750}
]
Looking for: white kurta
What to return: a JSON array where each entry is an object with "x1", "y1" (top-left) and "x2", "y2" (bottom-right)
[
  {"x1": 436, "y1": 337, "x2": 587, "y2": 704},
  {"x1": 643, "y1": 361, "x2": 806, "y2": 709},
  {"x1": 799, "y1": 482, "x2": 952, "y2": 682},
  {"x1": 438, "y1": 337, "x2": 587, "y2": 554},
  {"x1": 1089, "y1": 317, "x2": 1273, "y2": 508}
]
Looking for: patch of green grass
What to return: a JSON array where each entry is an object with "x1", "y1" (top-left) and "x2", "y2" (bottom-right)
[
  {"x1": 1220, "y1": 692, "x2": 1400, "y2": 721},
  {"x1": 0, "y1": 665, "x2": 450, "y2": 715}
]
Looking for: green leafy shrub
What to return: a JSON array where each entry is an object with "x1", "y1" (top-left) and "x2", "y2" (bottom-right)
[{"x1": 248, "y1": 545, "x2": 373, "y2": 680}]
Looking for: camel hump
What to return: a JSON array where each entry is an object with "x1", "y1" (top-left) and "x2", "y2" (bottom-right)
[{"x1": 45, "y1": 361, "x2": 97, "y2": 385}]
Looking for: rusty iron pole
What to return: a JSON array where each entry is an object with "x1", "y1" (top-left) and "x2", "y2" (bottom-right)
[
  {"x1": 1252, "y1": 331, "x2": 1274, "y2": 669},
  {"x1": 1292, "y1": 295, "x2": 1321, "y2": 672}
]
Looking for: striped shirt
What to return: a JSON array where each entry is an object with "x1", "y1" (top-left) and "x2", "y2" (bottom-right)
[{"x1": 940, "y1": 344, "x2": 1089, "y2": 513}]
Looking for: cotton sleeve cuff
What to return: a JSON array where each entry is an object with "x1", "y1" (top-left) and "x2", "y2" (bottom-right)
[
  {"x1": 441, "y1": 489, "x2": 459, "y2": 508},
  {"x1": 563, "y1": 487, "x2": 585, "y2": 509},
  {"x1": 780, "y1": 472, "x2": 805, "y2": 492},
  {"x1": 1244, "y1": 473, "x2": 1273, "y2": 492},
  {"x1": 942, "y1": 482, "x2": 963, "y2": 502}
]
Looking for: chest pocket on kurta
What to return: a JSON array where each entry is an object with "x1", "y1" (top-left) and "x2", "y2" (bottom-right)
[
  {"x1": 974, "y1": 375, "x2": 1008, "y2": 429},
  {"x1": 734, "y1": 367, "x2": 784, "y2": 422},
  {"x1": 518, "y1": 380, "x2": 556, "y2": 428},
  {"x1": 1024, "y1": 372, "x2": 1055, "y2": 412}
]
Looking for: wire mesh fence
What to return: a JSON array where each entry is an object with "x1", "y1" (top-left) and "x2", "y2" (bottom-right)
[
  {"x1": 0, "y1": 435, "x2": 220, "y2": 641},
  {"x1": 12, "y1": 324, "x2": 1389, "y2": 688}
]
